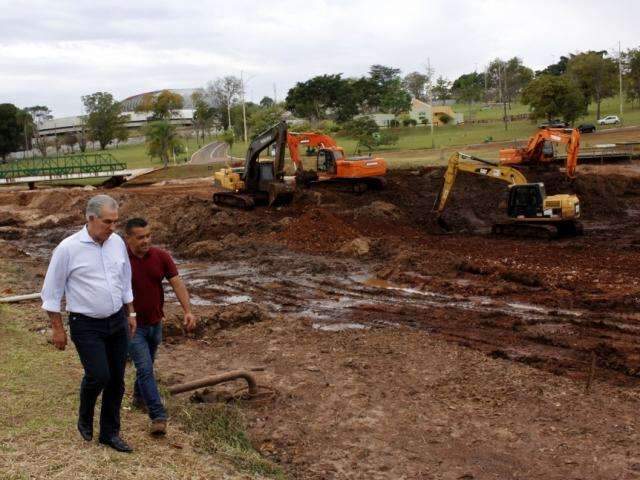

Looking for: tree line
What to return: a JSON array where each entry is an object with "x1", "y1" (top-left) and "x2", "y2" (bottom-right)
[{"x1": 3, "y1": 45, "x2": 640, "y2": 162}]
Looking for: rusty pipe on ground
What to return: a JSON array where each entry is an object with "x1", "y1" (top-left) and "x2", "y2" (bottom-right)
[{"x1": 167, "y1": 370, "x2": 258, "y2": 396}]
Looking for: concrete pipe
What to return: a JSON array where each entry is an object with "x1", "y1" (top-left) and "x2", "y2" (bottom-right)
[{"x1": 167, "y1": 370, "x2": 258, "y2": 396}]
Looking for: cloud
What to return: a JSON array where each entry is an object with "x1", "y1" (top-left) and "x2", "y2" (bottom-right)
[{"x1": 1, "y1": 0, "x2": 637, "y2": 116}]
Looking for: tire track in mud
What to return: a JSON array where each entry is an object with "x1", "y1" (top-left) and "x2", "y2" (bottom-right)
[{"x1": 177, "y1": 253, "x2": 640, "y2": 386}]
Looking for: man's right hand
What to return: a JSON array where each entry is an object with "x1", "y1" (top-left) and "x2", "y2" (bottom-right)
[{"x1": 52, "y1": 326, "x2": 67, "y2": 350}]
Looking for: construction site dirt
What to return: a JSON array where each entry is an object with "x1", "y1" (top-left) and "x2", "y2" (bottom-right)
[{"x1": 2, "y1": 164, "x2": 640, "y2": 479}]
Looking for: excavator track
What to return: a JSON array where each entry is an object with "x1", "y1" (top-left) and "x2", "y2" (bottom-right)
[
  {"x1": 492, "y1": 220, "x2": 583, "y2": 240},
  {"x1": 213, "y1": 192, "x2": 256, "y2": 210}
]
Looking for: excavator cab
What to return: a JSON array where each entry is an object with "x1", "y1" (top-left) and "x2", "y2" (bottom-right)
[
  {"x1": 507, "y1": 184, "x2": 545, "y2": 218},
  {"x1": 317, "y1": 149, "x2": 337, "y2": 174}
]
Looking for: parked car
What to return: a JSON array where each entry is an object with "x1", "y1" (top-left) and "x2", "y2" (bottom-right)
[
  {"x1": 538, "y1": 119, "x2": 569, "y2": 128},
  {"x1": 577, "y1": 123, "x2": 596, "y2": 133},
  {"x1": 597, "y1": 115, "x2": 621, "y2": 125}
]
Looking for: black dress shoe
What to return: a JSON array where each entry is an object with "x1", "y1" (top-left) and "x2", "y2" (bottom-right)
[
  {"x1": 99, "y1": 435, "x2": 133, "y2": 453},
  {"x1": 77, "y1": 420, "x2": 93, "y2": 441}
]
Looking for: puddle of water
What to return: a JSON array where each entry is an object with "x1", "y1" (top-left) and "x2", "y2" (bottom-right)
[
  {"x1": 220, "y1": 294, "x2": 252, "y2": 304},
  {"x1": 312, "y1": 322, "x2": 368, "y2": 332}
]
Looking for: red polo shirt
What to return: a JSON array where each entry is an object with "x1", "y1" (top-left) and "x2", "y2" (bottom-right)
[{"x1": 128, "y1": 246, "x2": 179, "y2": 326}]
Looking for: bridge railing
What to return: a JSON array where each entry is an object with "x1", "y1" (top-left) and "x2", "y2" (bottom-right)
[{"x1": 0, "y1": 153, "x2": 128, "y2": 180}]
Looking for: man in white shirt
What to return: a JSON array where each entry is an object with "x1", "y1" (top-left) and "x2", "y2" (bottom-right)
[{"x1": 41, "y1": 194, "x2": 137, "y2": 453}]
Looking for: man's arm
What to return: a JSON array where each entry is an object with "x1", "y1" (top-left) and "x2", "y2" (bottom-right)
[
  {"x1": 168, "y1": 275, "x2": 196, "y2": 332},
  {"x1": 120, "y1": 242, "x2": 136, "y2": 337},
  {"x1": 41, "y1": 245, "x2": 69, "y2": 350}
]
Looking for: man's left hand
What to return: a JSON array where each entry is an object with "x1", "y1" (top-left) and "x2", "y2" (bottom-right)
[
  {"x1": 183, "y1": 312, "x2": 197, "y2": 332},
  {"x1": 128, "y1": 315, "x2": 137, "y2": 337}
]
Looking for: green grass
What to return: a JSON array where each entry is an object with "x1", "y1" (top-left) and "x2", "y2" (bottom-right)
[{"x1": 173, "y1": 403, "x2": 284, "y2": 478}]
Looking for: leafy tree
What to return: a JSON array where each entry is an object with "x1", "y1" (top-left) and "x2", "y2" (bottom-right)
[
  {"x1": 452, "y1": 72, "x2": 484, "y2": 105},
  {"x1": 504, "y1": 57, "x2": 533, "y2": 105},
  {"x1": 191, "y1": 91, "x2": 215, "y2": 144},
  {"x1": 135, "y1": 90, "x2": 184, "y2": 120},
  {"x1": 15, "y1": 109, "x2": 34, "y2": 151},
  {"x1": 0, "y1": 103, "x2": 21, "y2": 161},
  {"x1": 521, "y1": 75, "x2": 585, "y2": 124},
  {"x1": 24, "y1": 105, "x2": 52, "y2": 157},
  {"x1": 82, "y1": 92, "x2": 129, "y2": 150},
  {"x1": 567, "y1": 51, "x2": 618, "y2": 120},
  {"x1": 432, "y1": 76, "x2": 452, "y2": 105},
  {"x1": 77, "y1": 116, "x2": 88, "y2": 152},
  {"x1": 536, "y1": 56, "x2": 570, "y2": 76},
  {"x1": 624, "y1": 48, "x2": 640, "y2": 107},
  {"x1": 259, "y1": 96, "x2": 275, "y2": 108},
  {"x1": 403, "y1": 71, "x2": 430, "y2": 101},
  {"x1": 248, "y1": 105, "x2": 284, "y2": 139},
  {"x1": 368, "y1": 65, "x2": 409, "y2": 114},
  {"x1": 144, "y1": 120, "x2": 183, "y2": 168},
  {"x1": 206, "y1": 76, "x2": 243, "y2": 129},
  {"x1": 218, "y1": 129, "x2": 235, "y2": 153},
  {"x1": 285, "y1": 74, "x2": 345, "y2": 123},
  {"x1": 342, "y1": 116, "x2": 397, "y2": 153},
  {"x1": 62, "y1": 133, "x2": 78, "y2": 153},
  {"x1": 380, "y1": 79, "x2": 412, "y2": 114}
]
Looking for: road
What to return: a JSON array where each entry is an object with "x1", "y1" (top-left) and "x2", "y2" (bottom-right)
[{"x1": 189, "y1": 141, "x2": 229, "y2": 165}]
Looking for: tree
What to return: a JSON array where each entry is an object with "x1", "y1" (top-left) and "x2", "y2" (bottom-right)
[
  {"x1": 536, "y1": 55, "x2": 570, "y2": 76},
  {"x1": 452, "y1": 72, "x2": 484, "y2": 105},
  {"x1": 206, "y1": 76, "x2": 243, "y2": 130},
  {"x1": 624, "y1": 48, "x2": 640, "y2": 108},
  {"x1": 402, "y1": 71, "x2": 430, "y2": 101},
  {"x1": 567, "y1": 51, "x2": 618, "y2": 120},
  {"x1": 144, "y1": 120, "x2": 183, "y2": 168},
  {"x1": 82, "y1": 92, "x2": 129, "y2": 150},
  {"x1": 77, "y1": 116, "x2": 88, "y2": 152},
  {"x1": 0, "y1": 103, "x2": 21, "y2": 161},
  {"x1": 285, "y1": 74, "x2": 345, "y2": 123},
  {"x1": 521, "y1": 75, "x2": 586, "y2": 124},
  {"x1": 62, "y1": 133, "x2": 78, "y2": 154},
  {"x1": 368, "y1": 65, "x2": 410, "y2": 114},
  {"x1": 248, "y1": 105, "x2": 284, "y2": 139},
  {"x1": 504, "y1": 57, "x2": 534, "y2": 105},
  {"x1": 432, "y1": 76, "x2": 451, "y2": 105},
  {"x1": 342, "y1": 116, "x2": 397, "y2": 153},
  {"x1": 24, "y1": 105, "x2": 52, "y2": 157},
  {"x1": 15, "y1": 109, "x2": 35, "y2": 152},
  {"x1": 259, "y1": 96, "x2": 275, "y2": 108},
  {"x1": 135, "y1": 90, "x2": 184, "y2": 120},
  {"x1": 218, "y1": 129, "x2": 235, "y2": 153},
  {"x1": 191, "y1": 91, "x2": 215, "y2": 144}
]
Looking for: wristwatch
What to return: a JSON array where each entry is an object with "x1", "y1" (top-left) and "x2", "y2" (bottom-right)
[{"x1": 128, "y1": 312, "x2": 137, "y2": 317}]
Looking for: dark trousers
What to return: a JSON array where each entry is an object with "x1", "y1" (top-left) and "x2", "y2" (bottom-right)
[{"x1": 69, "y1": 308, "x2": 128, "y2": 439}]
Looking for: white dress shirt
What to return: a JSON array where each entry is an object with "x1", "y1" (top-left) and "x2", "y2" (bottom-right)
[{"x1": 41, "y1": 225, "x2": 134, "y2": 318}]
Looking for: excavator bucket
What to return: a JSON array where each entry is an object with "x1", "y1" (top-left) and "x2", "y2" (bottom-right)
[{"x1": 267, "y1": 182, "x2": 294, "y2": 207}]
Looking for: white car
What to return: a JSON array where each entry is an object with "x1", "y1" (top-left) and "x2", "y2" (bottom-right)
[{"x1": 597, "y1": 115, "x2": 621, "y2": 125}]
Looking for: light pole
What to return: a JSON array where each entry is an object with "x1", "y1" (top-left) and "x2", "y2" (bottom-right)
[{"x1": 241, "y1": 71, "x2": 257, "y2": 144}]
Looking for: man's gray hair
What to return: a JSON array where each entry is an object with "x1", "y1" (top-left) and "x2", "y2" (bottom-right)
[{"x1": 86, "y1": 194, "x2": 118, "y2": 220}]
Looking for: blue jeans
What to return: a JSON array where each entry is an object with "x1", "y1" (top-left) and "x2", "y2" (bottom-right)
[{"x1": 128, "y1": 323, "x2": 167, "y2": 420}]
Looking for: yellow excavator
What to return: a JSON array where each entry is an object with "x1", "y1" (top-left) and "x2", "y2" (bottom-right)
[
  {"x1": 213, "y1": 121, "x2": 294, "y2": 209},
  {"x1": 434, "y1": 152, "x2": 582, "y2": 238}
]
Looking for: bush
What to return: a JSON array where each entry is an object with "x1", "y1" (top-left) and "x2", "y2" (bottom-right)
[
  {"x1": 438, "y1": 113, "x2": 453, "y2": 125},
  {"x1": 402, "y1": 118, "x2": 417, "y2": 127},
  {"x1": 388, "y1": 119, "x2": 400, "y2": 128}
]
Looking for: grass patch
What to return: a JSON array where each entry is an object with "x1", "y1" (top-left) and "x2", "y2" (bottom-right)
[
  {"x1": 173, "y1": 403, "x2": 284, "y2": 478},
  {"x1": 0, "y1": 306, "x2": 276, "y2": 479}
]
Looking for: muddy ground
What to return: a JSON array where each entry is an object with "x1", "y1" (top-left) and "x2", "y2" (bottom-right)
[{"x1": 2, "y1": 163, "x2": 640, "y2": 479}]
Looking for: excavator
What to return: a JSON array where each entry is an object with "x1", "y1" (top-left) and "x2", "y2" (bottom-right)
[
  {"x1": 286, "y1": 131, "x2": 387, "y2": 191},
  {"x1": 499, "y1": 127, "x2": 581, "y2": 178},
  {"x1": 434, "y1": 152, "x2": 582, "y2": 238},
  {"x1": 213, "y1": 121, "x2": 294, "y2": 209}
]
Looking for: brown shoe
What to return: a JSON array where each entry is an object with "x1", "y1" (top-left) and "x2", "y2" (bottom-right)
[{"x1": 150, "y1": 419, "x2": 167, "y2": 436}]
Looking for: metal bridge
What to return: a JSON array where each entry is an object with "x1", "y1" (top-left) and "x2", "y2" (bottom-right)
[{"x1": 0, "y1": 153, "x2": 131, "y2": 187}]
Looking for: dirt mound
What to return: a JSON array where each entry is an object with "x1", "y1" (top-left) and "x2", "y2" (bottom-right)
[
  {"x1": 278, "y1": 208, "x2": 360, "y2": 253},
  {"x1": 28, "y1": 189, "x2": 85, "y2": 216}
]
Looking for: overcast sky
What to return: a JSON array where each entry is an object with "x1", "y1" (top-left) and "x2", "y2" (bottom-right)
[{"x1": 1, "y1": 0, "x2": 637, "y2": 117}]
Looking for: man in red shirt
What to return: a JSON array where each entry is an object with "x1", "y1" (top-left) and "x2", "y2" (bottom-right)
[{"x1": 124, "y1": 217, "x2": 196, "y2": 436}]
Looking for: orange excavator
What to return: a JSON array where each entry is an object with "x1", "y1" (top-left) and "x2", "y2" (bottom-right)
[
  {"x1": 499, "y1": 128, "x2": 580, "y2": 178},
  {"x1": 286, "y1": 131, "x2": 387, "y2": 191}
]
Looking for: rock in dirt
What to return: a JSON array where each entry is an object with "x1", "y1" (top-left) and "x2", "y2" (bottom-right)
[
  {"x1": 339, "y1": 237, "x2": 371, "y2": 256},
  {"x1": 221, "y1": 233, "x2": 241, "y2": 246},
  {"x1": 218, "y1": 302, "x2": 267, "y2": 329},
  {"x1": 354, "y1": 201, "x2": 401, "y2": 220},
  {"x1": 183, "y1": 240, "x2": 224, "y2": 258}
]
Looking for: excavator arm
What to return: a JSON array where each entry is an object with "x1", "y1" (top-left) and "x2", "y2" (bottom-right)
[
  {"x1": 243, "y1": 121, "x2": 288, "y2": 192},
  {"x1": 286, "y1": 132, "x2": 340, "y2": 172},
  {"x1": 434, "y1": 152, "x2": 528, "y2": 217}
]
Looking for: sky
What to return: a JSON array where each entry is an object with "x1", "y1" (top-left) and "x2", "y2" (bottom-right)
[{"x1": 1, "y1": 0, "x2": 637, "y2": 117}]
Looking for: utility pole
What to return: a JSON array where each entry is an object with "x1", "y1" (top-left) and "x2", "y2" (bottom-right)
[
  {"x1": 241, "y1": 70, "x2": 248, "y2": 144},
  {"x1": 273, "y1": 83, "x2": 277, "y2": 104},
  {"x1": 502, "y1": 62, "x2": 509, "y2": 131},
  {"x1": 619, "y1": 40, "x2": 624, "y2": 118},
  {"x1": 427, "y1": 58, "x2": 435, "y2": 149}
]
